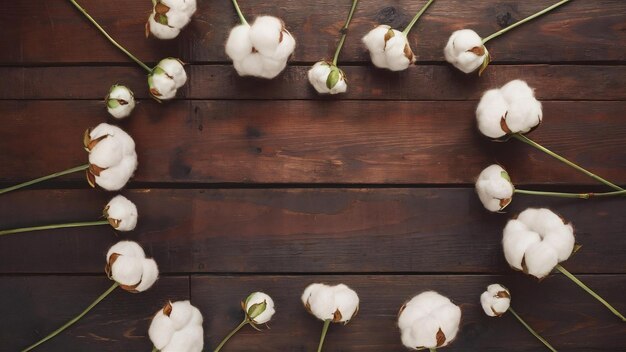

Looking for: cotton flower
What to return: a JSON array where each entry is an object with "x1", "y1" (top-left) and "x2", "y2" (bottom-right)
[
  {"x1": 84, "y1": 123, "x2": 137, "y2": 191},
  {"x1": 149, "y1": 58, "x2": 187, "y2": 100},
  {"x1": 243, "y1": 292, "x2": 276, "y2": 324},
  {"x1": 503, "y1": 208, "x2": 575, "y2": 279},
  {"x1": 302, "y1": 283, "x2": 359, "y2": 323},
  {"x1": 480, "y1": 284, "x2": 511, "y2": 317},
  {"x1": 105, "y1": 240, "x2": 159, "y2": 292},
  {"x1": 362, "y1": 25, "x2": 415, "y2": 71},
  {"x1": 225, "y1": 16, "x2": 296, "y2": 79},
  {"x1": 476, "y1": 80, "x2": 543, "y2": 139},
  {"x1": 103, "y1": 195, "x2": 138, "y2": 231},
  {"x1": 476, "y1": 164, "x2": 515, "y2": 212},
  {"x1": 398, "y1": 291, "x2": 461, "y2": 350},
  {"x1": 149, "y1": 300, "x2": 204, "y2": 352},
  {"x1": 146, "y1": 0, "x2": 197, "y2": 40},
  {"x1": 105, "y1": 85, "x2": 135, "y2": 119},
  {"x1": 444, "y1": 29, "x2": 488, "y2": 74},
  {"x1": 308, "y1": 61, "x2": 347, "y2": 94}
]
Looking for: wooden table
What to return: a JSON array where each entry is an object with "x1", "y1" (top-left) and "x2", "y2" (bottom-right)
[{"x1": 1, "y1": 1, "x2": 625, "y2": 351}]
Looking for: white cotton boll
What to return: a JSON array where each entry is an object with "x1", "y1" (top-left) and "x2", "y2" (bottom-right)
[
  {"x1": 307, "y1": 62, "x2": 347, "y2": 95},
  {"x1": 370, "y1": 52, "x2": 388, "y2": 69},
  {"x1": 106, "y1": 240, "x2": 158, "y2": 291},
  {"x1": 159, "y1": 58, "x2": 187, "y2": 88},
  {"x1": 107, "y1": 240, "x2": 145, "y2": 260},
  {"x1": 149, "y1": 311, "x2": 176, "y2": 350},
  {"x1": 502, "y1": 220, "x2": 542, "y2": 270},
  {"x1": 163, "y1": 10, "x2": 191, "y2": 29},
  {"x1": 444, "y1": 29, "x2": 486, "y2": 73},
  {"x1": 135, "y1": 258, "x2": 159, "y2": 292},
  {"x1": 401, "y1": 317, "x2": 439, "y2": 349},
  {"x1": 544, "y1": 225, "x2": 575, "y2": 261},
  {"x1": 259, "y1": 56, "x2": 287, "y2": 79},
  {"x1": 249, "y1": 16, "x2": 284, "y2": 57},
  {"x1": 148, "y1": 12, "x2": 181, "y2": 40},
  {"x1": 149, "y1": 58, "x2": 186, "y2": 100},
  {"x1": 332, "y1": 284, "x2": 360, "y2": 323},
  {"x1": 302, "y1": 283, "x2": 359, "y2": 323},
  {"x1": 150, "y1": 72, "x2": 177, "y2": 100},
  {"x1": 500, "y1": 79, "x2": 535, "y2": 101},
  {"x1": 110, "y1": 255, "x2": 144, "y2": 286},
  {"x1": 105, "y1": 195, "x2": 138, "y2": 231},
  {"x1": 363, "y1": 26, "x2": 413, "y2": 71},
  {"x1": 362, "y1": 25, "x2": 392, "y2": 54},
  {"x1": 506, "y1": 98, "x2": 543, "y2": 134},
  {"x1": 149, "y1": 300, "x2": 204, "y2": 352},
  {"x1": 225, "y1": 24, "x2": 253, "y2": 61},
  {"x1": 106, "y1": 85, "x2": 135, "y2": 119},
  {"x1": 89, "y1": 137, "x2": 124, "y2": 169},
  {"x1": 302, "y1": 283, "x2": 325, "y2": 305},
  {"x1": 476, "y1": 89, "x2": 509, "y2": 139},
  {"x1": 475, "y1": 164, "x2": 514, "y2": 212},
  {"x1": 245, "y1": 292, "x2": 276, "y2": 324},
  {"x1": 480, "y1": 284, "x2": 511, "y2": 317},
  {"x1": 86, "y1": 123, "x2": 136, "y2": 190},
  {"x1": 384, "y1": 34, "x2": 413, "y2": 71},
  {"x1": 308, "y1": 286, "x2": 337, "y2": 321}
]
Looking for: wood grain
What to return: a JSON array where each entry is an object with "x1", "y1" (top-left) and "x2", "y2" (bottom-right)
[
  {"x1": 2, "y1": 1, "x2": 624, "y2": 64},
  {"x1": 1, "y1": 65, "x2": 625, "y2": 101},
  {"x1": 0, "y1": 189, "x2": 624, "y2": 274}
]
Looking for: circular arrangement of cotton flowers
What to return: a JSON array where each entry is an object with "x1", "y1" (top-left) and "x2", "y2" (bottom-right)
[
  {"x1": 149, "y1": 58, "x2": 188, "y2": 100},
  {"x1": 398, "y1": 291, "x2": 462, "y2": 350},
  {"x1": 103, "y1": 195, "x2": 138, "y2": 231},
  {"x1": 105, "y1": 85, "x2": 135, "y2": 119},
  {"x1": 149, "y1": 300, "x2": 204, "y2": 352},
  {"x1": 105, "y1": 240, "x2": 159, "y2": 292},
  {"x1": 302, "y1": 283, "x2": 360, "y2": 323},
  {"x1": 503, "y1": 208, "x2": 575, "y2": 279},
  {"x1": 362, "y1": 25, "x2": 415, "y2": 71},
  {"x1": 476, "y1": 79, "x2": 543, "y2": 139},
  {"x1": 225, "y1": 16, "x2": 296, "y2": 79},
  {"x1": 146, "y1": 0, "x2": 197, "y2": 40},
  {"x1": 480, "y1": 284, "x2": 511, "y2": 317},
  {"x1": 243, "y1": 292, "x2": 276, "y2": 325},
  {"x1": 308, "y1": 61, "x2": 347, "y2": 94},
  {"x1": 84, "y1": 123, "x2": 138, "y2": 191},
  {"x1": 444, "y1": 29, "x2": 488, "y2": 74},
  {"x1": 476, "y1": 164, "x2": 515, "y2": 212}
]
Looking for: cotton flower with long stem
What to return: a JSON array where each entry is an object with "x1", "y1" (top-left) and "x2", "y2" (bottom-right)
[
  {"x1": 106, "y1": 85, "x2": 135, "y2": 119},
  {"x1": 301, "y1": 283, "x2": 359, "y2": 352},
  {"x1": 397, "y1": 291, "x2": 461, "y2": 351},
  {"x1": 213, "y1": 292, "x2": 275, "y2": 352},
  {"x1": 503, "y1": 208, "x2": 625, "y2": 321},
  {"x1": 480, "y1": 284, "x2": 556, "y2": 352},
  {"x1": 0, "y1": 194, "x2": 138, "y2": 236},
  {"x1": 476, "y1": 164, "x2": 626, "y2": 212},
  {"x1": 362, "y1": 0, "x2": 435, "y2": 71},
  {"x1": 68, "y1": 0, "x2": 187, "y2": 100},
  {"x1": 308, "y1": 0, "x2": 358, "y2": 95},
  {"x1": 445, "y1": 0, "x2": 571, "y2": 75},
  {"x1": 149, "y1": 300, "x2": 204, "y2": 352},
  {"x1": 0, "y1": 123, "x2": 137, "y2": 196},
  {"x1": 146, "y1": 0, "x2": 197, "y2": 40},
  {"x1": 225, "y1": 0, "x2": 296, "y2": 79},
  {"x1": 21, "y1": 241, "x2": 159, "y2": 352}
]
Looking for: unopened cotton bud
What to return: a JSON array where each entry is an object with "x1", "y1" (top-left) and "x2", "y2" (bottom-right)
[
  {"x1": 105, "y1": 240, "x2": 159, "y2": 292},
  {"x1": 149, "y1": 58, "x2": 187, "y2": 100},
  {"x1": 147, "y1": 0, "x2": 197, "y2": 40},
  {"x1": 85, "y1": 123, "x2": 138, "y2": 191},
  {"x1": 302, "y1": 283, "x2": 359, "y2": 324},
  {"x1": 444, "y1": 29, "x2": 487, "y2": 74},
  {"x1": 106, "y1": 85, "x2": 135, "y2": 119},
  {"x1": 480, "y1": 284, "x2": 511, "y2": 317},
  {"x1": 104, "y1": 195, "x2": 138, "y2": 231},
  {"x1": 362, "y1": 25, "x2": 415, "y2": 71},
  {"x1": 308, "y1": 61, "x2": 347, "y2": 94},
  {"x1": 149, "y1": 300, "x2": 204, "y2": 352},
  {"x1": 243, "y1": 292, "x2": 276, "y2": 324},
  {"x1": 476, "y1": 164, "x2": 515, "y2": 212}
]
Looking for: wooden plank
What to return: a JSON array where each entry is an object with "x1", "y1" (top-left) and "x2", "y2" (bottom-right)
[
  {"x1": 1, "y1": 275, "x2": 189, "y2": 351},
  {"x1": 1, "y1": 65, "x2": 625, "y2": 101},
  {"x1": 2, "y1": 1, "x2": 624, "y2": 64},
  {"x1": 0, "y1": 188, "x2": 624, "y2": 274},
  {"x1": 0, "y1": 100, "x2": 625, "y2": 185},
  {"x1": 193, "y1": 274, "x2": 626, "y2": 351}
]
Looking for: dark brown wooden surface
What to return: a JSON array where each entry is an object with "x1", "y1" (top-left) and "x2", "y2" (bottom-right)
[{"x1": 1, "y1": 0, "x2": 625, "y2": 351}]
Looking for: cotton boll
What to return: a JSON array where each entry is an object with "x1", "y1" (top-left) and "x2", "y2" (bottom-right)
[
  {"x1": 104, "y1": 195, "x2": 138, "y2": 231},
  {"x1": 302, "y1": 283, "x2": 360, "y2": 323},
  {"x1": 506, "y1": 98, "x2": 542, "y2": 134},
  {"x1": 244, "y1": 292, "x2": 276, "y2": 324},
  {"x1": 106, "y1": 240, "x2": 159, "y2": 292},
  {"x1": 384, "y1": 34, "x2": 413, "y2": 71},
  {"x1": 475, "y1": 164, "x2": 515, "y2": 212},
  {"x1": 444, "y1": 29, "x2": 486, "y2": 73},
  {"x1": 502, "y1": 220, "x2": 542, "y2": 270},
  {"x1": 307, "y1": 285, "x2": 337, "y2": 320},
  {"x1": 149, "y1": 300, "x2": 204, "y2": 352},
  {"x1": 225, "y1": 24, "x2": 253, "y2": 61},
  {"x1": 159, "y1": 58, "x2": 187, "y2": 88},
  {"x1": 273, "y1": 30, "x2": 296, "y2": 62},
  {"x1": 331, "y1": 284, "x2": 360, "y2": 323},
  {"x1": 106, "y1": 85, "x2": 135, "y2": 119},
  {"x1": 86, "y1": 124, "x2": 137, "y2": 190},
  {"x1": 147, "y1": 12, "x2": 181, "y2": 40},
  {"x1": 135, "y1": 259, "x2": 159, "y2": 292},
  {"x1": 149, "y1": 58, "x2": 186, "y2": 100},
  {"x1": 308, "y1": 62, "x2": 347, "y2": 95},
  {"x1": 524, "y1": 242, "x2": 559, "y2": 278},
  {"x1": 480, "y1": 284, "x2": 511, "y2": 317},
  {"x1": 249, "y1": 16, "x2": 284, "y2": 57},
  {"x1": 476, "y1": 89, "x2": 509, "y2": 139},
  {"x1": 362, "y1": 25, "x2": 392, "y2": 55},
  {"x1": 147, "y1": 0, "x2": 196, "y2": 40}
]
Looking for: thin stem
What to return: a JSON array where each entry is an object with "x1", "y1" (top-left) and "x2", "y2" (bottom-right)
[
  {"x1": 317, "y1": 319, "x2": 332, "y2": 352},
  {"x1": 512, "y1": 134, "x2": 625, "y2": 192},
  {"x1": 0, "y1": 164, "x2": 89, "y2": 196},
  {"x1": 429, "y1": 349, "x2": 437, "y2": 352},
  {"x1": 68, "y1": 0, "x2": 152, "y2": 72},
  {"x1": 152, "y1": 347, "x2": 158, "y2": 352},
  {"x1": 21, "y1": 282, "x2": 119, "y2": 352},
  {"x1": 482, "y1": 0, "x2": 571, "y2": 44},
  {"x1": 556, "y1": 265, "x2": 626, "y2": 322},
  {"x1": 509, "y1": 307, "x2": 557, "y2": 352},
  {"x1": 0, "y1": 220, "x2": 109, "y2": 237},
  {"x1": 402, "y1": 0, "x2": 436, "y2": 36},
  {"x1": 514, "y1": 189, "x2": 626, "y2": 199},
  {"x1": 332, "y1": 0, "x2": 359, "y2": 66},
  {"x1": 214, "y1": 319, "x2": 249, "y2": 352},
  {"x1": 230, "y1": 0, "x2": 248, "y2": 25}
]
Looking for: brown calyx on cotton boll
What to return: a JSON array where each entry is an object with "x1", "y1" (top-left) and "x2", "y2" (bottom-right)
[
  {"x1": 89, "y1": 163, "x2": 106, "y2": 177},
  {"x1": 83, "y1": 128, "x2": 108, "y2": 151},
  {"x1": 404, "y1": 44, "x2": 415, "y2": 63},
  {"x1": 102, "y1": 205, "x2": 121, "y2": 228},
  {"x1": 398, "y1": 303, "x2": 407, "y2": 317},
  {"x1": 105, "y1": 252, "x2": 120, "y2": 279},
  {"x1": 496, "y1": 290, "x2": 511, "y2": 299},
  {"x1": 500, "y1": 115, "x2": 512, "y2": 134},
  {"x1": 436, "y1": 328, "x2": 447, "y2": 347},
  {"x1": 499, "y1": 197, "x2": 512, "y2": 209},
  {"x1": 332, "y1": 309, "x2": 343, "y2": 322},
  {"x1": 162, "y1": 301, "x2": 173, "y2": 316},
  {"x1": 86, "y1": 169, "x2": 96, "y2": 188},
  {"x1": 468, "y1": 45, "x2": 485, "y2": 56},
  {"x1": 384, "y1": 28, "x2": 394, "y2": 44}
]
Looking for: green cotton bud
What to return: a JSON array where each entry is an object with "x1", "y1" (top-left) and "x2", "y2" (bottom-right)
[
  {"x1": 326, "y1": 66, "x2": 341, "y2": 90},
  {"x1": 500, "y1": 170, "x2": 511, "y2": 182},
  {"x1": 247, "y1": 301, "x2": 267, "y2": 320}
]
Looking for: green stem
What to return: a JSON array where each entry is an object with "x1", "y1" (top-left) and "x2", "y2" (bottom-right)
[
  {"x1": 317, "y1": 319, "x2": 331, "y2": 352},
  {"x1": 21, "y1": 282, "x2": 119, "y2": 352},
  {"x1": 509, "y1": 307, "x2": 557, "y2": 352},
  {"x1": 512, "y1": 134, "x2": 625, "y2": 192},
  {"x1": 68, "y1": 0, "x2": 152, "y2": 73},
  {"x1": 555, "y1": 265, "x2": 626, "y2": 322},
  {"x1": 0, "y1": 164, "x2": 89, "y2": 196},
  {"x1": 429, "y1": 349, "x2": 437, "y2": 352},
  {"x1": 214, "y1": 319, "x2": 249, "y2": 352},
  {"x1": 402, "y1": 0, "x2": 436, "y2": 36},
  {"x1": 231, "y1": 0, "x2": 248, "y2": 25},
  {"x1": 482, "y1": 0, "x2": 571, "y2": 44},
  {"x1": 152, "y1": 347, "x2": 158, "y2": 352},
  {"x1": 0, "y1": 220, "x2": 109, "y2": 237},
  {"x1": 332, "y1": 0, "x2": 359, "y2": 66},
  {"x1": 514, "y1": 189, "x2": 626, "y2": 199}
]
